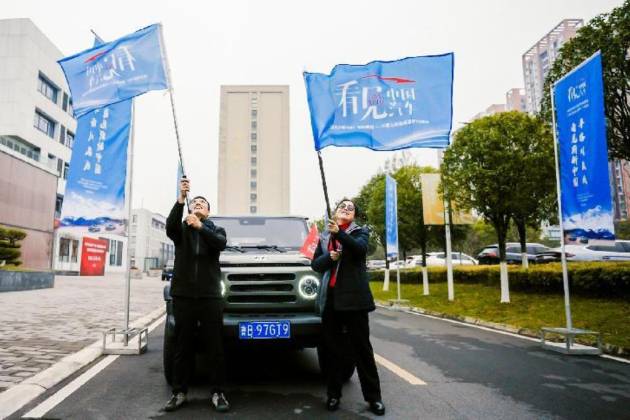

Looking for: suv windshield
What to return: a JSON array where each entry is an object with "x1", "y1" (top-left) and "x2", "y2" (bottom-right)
[{"x1": 211, "y1": 217, "x2": 308, "y2": 251}]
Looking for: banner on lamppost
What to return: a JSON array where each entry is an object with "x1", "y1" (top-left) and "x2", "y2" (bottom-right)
[
  {"x1": 385, "y1": 174, "x2": 399, "y2": 258},
  {"x1": 59, "y1": 100, "x2": 132, "y2": 236},
  {"x1": 554, "y1": 51, "x2": 614, "y2": 244},
  {"x1": 304, "y1": 53, "x2": 454, "y2": 151},
  {"x1": 58, "y1": 24, "x2": 168, "y2": 118},
  {"x1": 420, "y1": 173, "x2": 474, "y2": 225}
]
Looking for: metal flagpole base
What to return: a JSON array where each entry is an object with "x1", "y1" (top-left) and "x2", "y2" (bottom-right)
[
  {"x1": 102, "y1": 327, "x2": 149, "y2": 355},
  {"x1": 388, "y1": 299, "x2": 410, "y2": 305},
  {"x1": 540, "y1": 327, "x2": 602, "y2": 356}
]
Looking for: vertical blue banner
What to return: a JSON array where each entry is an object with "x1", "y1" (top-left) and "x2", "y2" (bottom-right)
[
  {"x1": 58, "y1": 24, "x2": 168, "y2": 118},
  {"x1": 554, "y1": 51, "x2": 614, "y2": 243},
  {"x1": 385, "y1": 174, "x2": 399, "y2": 258},
  {"x1": 60, "y1": 100, "x2": 132, "y2": 236},
  {"x1": 304, "y1": 53, "x2": 454, "y2": 151}
]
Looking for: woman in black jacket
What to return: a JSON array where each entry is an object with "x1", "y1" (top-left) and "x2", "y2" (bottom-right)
[{"x1": 311, "y1": 198, "x2": 385, "y2": 416}]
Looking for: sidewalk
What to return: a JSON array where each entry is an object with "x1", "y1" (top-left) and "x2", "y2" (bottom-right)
[{"x1": 0, "y1": 274, "x2": 165, "y2": 393}]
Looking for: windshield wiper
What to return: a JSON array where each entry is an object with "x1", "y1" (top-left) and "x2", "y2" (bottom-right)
[
  {"x1": 225, "y1": 245, "x2": 245, "y2": 253},
  {"x1": 243, "y1": 245, "x2": 286, "y2": 253}
]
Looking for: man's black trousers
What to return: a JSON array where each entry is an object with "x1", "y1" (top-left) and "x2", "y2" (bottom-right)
[
  {"x1": 322, "y1": 292, "x2": 382, "y2": 402},
  {"x1": 172, "y1": 297, "x2": 226, "y2": 394}
]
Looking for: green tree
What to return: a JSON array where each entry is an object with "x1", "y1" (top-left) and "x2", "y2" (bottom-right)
[
  {"x1": 506, "y1": 113, "x2": 556, "y2": 268},
  {"x1": 0, "y1": 225, "x2": 27, "y2": 266},
  {"x1": 442, "y1": 112, "x2": 545, "y2": 301},
  {"x1": 539, "y1": 0, "x2": 630, "y2": 159},
  {"x1": 365, "y1": 165, "x2": 438, "y2": 263}
]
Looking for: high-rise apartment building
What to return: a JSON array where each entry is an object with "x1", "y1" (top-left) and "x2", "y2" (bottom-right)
[
  {"x1": 522, "y1": 19, "x2": 583, "y2": 114},
  {"x1": 218, "y1": 85, "x2": 290, "y2": 215}
]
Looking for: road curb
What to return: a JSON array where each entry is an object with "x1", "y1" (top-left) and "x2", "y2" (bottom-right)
[
  {"x1": 376, "y1": 301, "x2": 629, "y2": 359},
  {"x1": 0, "y1": 306, "x2": 166, "y2": 419}
]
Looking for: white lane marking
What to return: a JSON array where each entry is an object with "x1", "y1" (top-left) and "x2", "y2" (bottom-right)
[
  {"x1": 374, "y1": 353, "x2": 427, "y2": 385},
  {"x1": 23, "y1": 315, "x2": 166, "y2": 419},
  {"x1": 379, "y1": 305, "x2": 630, "y2": 365}
]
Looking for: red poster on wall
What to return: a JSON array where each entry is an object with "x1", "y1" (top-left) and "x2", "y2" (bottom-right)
[{"x1": 80, "y1": 237, "x2": 108, "y2": 276}]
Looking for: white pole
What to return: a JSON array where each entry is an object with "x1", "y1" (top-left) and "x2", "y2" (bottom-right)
[
  {"x1": 396, "y1": 256, "x2": 401, "y2": 301},
  {"x1": 123, "y1": 101, "x2": 136, "y2": 345},
  {"x1": 383, "y1": 266, "x2": 390, "y2": 291},
  {"x1": 422, "y1": 265, "x2": 429, "y2": 295},
  {"x1": 550, "y1": 84, "x2": 573, "y2": 333},
  {"x1": 438, "y1": 150, "x2": 455, "y2": 301},
  {"x1": 444, "y1": 198, "x2": 455, "y2": 301}
]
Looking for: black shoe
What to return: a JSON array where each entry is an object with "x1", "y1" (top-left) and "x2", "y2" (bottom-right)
[
  {"x1": 164, "y1": 392, "x2": 187, "y2": 412},
  {"x1": 369, "y1": 401, "x2": 385, "y2": 416},
  {"x1": 211, "y1": 392, "x2": 230, "y2": 412},
  {"x1": 326, "y1": 397, "x2": 340, "y2": 411}
]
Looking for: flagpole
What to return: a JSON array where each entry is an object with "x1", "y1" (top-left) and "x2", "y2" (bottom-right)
[
  {"x1": 317, "y1": 150, "x2": 333, "y2": 219},
  {"x1": 158, "y1": 23, "x2": 190, "y2": 214},
  {"x1": 438, "y1": 150, "x2": 455, "y2": 301},
  {"x1": 550, "y1": 84, "x2": 573, "y2": 334},
  {"x1": 123, "y1": 101, "x2": 136, "y2": 345}
]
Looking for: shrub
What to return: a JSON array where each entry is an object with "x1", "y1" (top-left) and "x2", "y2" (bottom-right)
[{"x1": 368, "y1": 262, "x2": 630, "y2": 297}]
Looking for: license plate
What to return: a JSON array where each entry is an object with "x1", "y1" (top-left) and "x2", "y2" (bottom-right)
[{"x1": 239, "y1": 321, "x2": 291, "y2": 340}]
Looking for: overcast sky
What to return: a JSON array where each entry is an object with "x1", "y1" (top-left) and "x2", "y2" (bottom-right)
[{"x1": 5, "y1": 0, "x2": 623, "y2": 219}]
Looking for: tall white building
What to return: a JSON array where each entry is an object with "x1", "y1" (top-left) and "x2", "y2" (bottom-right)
[
  {"x1": 522, "y1": 19, "x2": 583, "y2": 114},
  {"x1": 0, "y1": 18, "x2": 128, "y2": 274},
  {"x1": 218, "y1": 85, "x2": 290, "y2": 215},
  {"x1": 129, "y1": 209, "x2": 174, "y2": 272}
]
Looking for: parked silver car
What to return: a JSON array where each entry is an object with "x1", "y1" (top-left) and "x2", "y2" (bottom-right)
[{"x1": 554, "y1": 240, "x2": 630, "y2": 262}]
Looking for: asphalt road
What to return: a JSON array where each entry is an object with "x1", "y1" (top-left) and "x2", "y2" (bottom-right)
[{"x1": 14, "y1": 307, "x2": 630, "y2": 420}]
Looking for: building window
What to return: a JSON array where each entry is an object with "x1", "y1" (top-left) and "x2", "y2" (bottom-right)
[
  {"x1": 250, "y1": 206, "x2": 257, "y2": 214},
  {"x1": 251, "y1": 109, "x2": 257, "y2": 118},
  {"x1": 109, "y1": 240, "x2": 123, "y2": 266},
  {"x1": 55, "y1": 194, "x2": 63, "y2": 219},
  {"x1": 251, "y1": 156, "x2": 257, "y2": 166},
  {"x1": 251, "y1": 169, "x2": 257, "y2": 177},
  {"x1": 66, "y1": 131, "x2": 75, "y2": 148},
  {"x1": 251, "y1": 121, "x2": 257, "y2": 130},
  {"x1": 251, "y1": 133, "x2": 257, "y2": 141},
  {"x1": 34, "y1": 111, "x2": 56, "y2": 138},
  {"x1": 132, "y1": 215, "x2": 137, "y2": 223},
  {"x1": 38, "y1": 74, "x2": 58, "y2": 104},
  {"x1": 57, "y1": 158, "x2": 63, "y2": 176},
  {"x1": 59, "y1": 238, "x2": 70, "y2": 262},
  {"x1": 250, "y1": 181, "x2": 257, "y2": 189},
  {"x1": 62, "y1": 92, "x2": 69, "y2": 111},
  {"x1": 251, "y1": 145, "x2": 257, "y2": 153},
  {"x1": 250, "y1": 193, "x2": 257, "y2": 202}
]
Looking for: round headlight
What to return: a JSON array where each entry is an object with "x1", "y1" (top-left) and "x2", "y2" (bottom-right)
[
  {"x1": 298, "y1": 275, "x2": 320, "y2": 300},
  {"x1": 220, "y1": 280, "x2": 226, "y2": 297}
]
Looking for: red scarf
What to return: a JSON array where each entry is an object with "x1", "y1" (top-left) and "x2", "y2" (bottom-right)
[{"x1": 327, "y1": 223, "x2": 350, "y2": 288}]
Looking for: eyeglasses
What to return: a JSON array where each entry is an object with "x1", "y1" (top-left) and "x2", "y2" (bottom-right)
[{"x1": 337, "y1": 202, "x2": 355, "y2": 212}]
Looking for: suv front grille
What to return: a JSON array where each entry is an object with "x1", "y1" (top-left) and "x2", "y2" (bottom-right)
[
  {"x1": 227, "y1": 273, "x2": 295, "y2": 282},
  {"x1": 230, "y1": 284, "x2": 293, "y2": 292}
]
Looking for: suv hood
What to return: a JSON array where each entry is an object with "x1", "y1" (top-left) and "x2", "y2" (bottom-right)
[{"x1": 220, "y1": 251, "x2": 312, "y2": 267}]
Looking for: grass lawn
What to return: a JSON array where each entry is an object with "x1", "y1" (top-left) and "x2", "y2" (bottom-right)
[{"x1": 370, "y1": 281, "x2": 630, "y2": 350}]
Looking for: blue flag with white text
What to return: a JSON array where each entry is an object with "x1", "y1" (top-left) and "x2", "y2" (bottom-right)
[
  {"x1": 60, "y1": 100, "x2": 132, "y2": 236},
  {"x1": 58, "y1": 24, "x2": 168, "y2": 118},
  {"x1": 554, "y1": 51, "x2": 614, "y2": 244},
  {"x1": 304, "y1": 54, "x2": 454, "y2": 151},
  {"x1": 385, "y1": 175, "x2": 399, "y2": 258}
]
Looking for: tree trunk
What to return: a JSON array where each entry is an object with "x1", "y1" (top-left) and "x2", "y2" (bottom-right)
[
  {"x1": 495, "y1": 220, "x2": 510, "y2": 303},
  {"x1": 515, "y1": 218, "x2": 529, "y2": 269}
]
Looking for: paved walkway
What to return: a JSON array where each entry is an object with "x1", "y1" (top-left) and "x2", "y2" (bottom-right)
[{"x1": 0, "y1": 274, "x2": 165, "y2": 392}]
